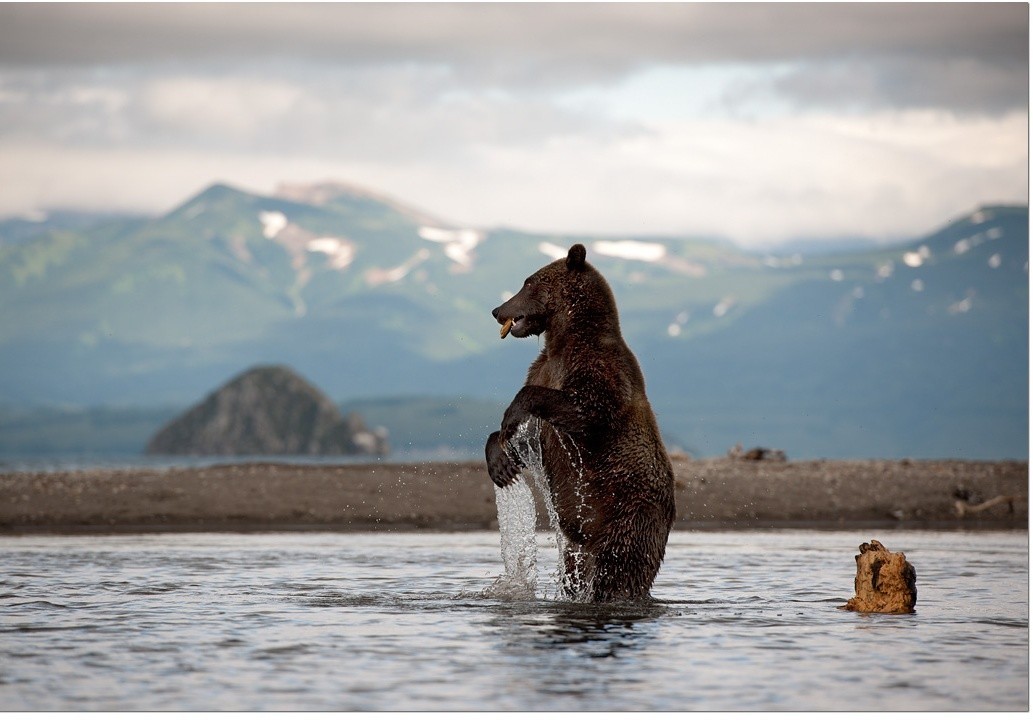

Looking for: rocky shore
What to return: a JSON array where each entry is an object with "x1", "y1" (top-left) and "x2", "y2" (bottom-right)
[{"x1": 0, "y1": 457, "x2": 1026, "y2": 534}]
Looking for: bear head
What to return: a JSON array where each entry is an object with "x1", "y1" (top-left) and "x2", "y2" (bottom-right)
[{"x1": 492, "y1": 243, "x2": 619, "y2": 341}]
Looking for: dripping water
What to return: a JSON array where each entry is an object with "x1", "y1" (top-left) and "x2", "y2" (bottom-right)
[
  {"x1": 548, "y1": 427, "x2": 595, "y2": 601},
  {"x1": 487, "y1": 418, "x2": 592, "y2": 601},
  {"x1": 486, "y1": 478, "x2": 538, "y2": 599}
]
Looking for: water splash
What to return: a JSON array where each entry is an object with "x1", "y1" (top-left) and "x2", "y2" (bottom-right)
[
  {"x1": 514, "y1": 418, "x2": 566, "y2": 597},
  {"x1": 547, "y1": 428, "x2": 595, "y2": 601},
  {"x1": 485, "y1": 478, "x2": 538, "y2": 600},
  {"x1": 483, "y1": 419, "x2": 542, "y2": 599},
  {"x1": 488, "y1": 418, "x2": 593, "y2": 601}
]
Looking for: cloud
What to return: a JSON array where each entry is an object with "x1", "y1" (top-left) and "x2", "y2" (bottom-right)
[
  {"x1": 0, "y1": 62, "x2": 641, "y2": 159},
  {"x1": 772, "y1": 56, "x2": 1028, "y2": 115},
  {"x1": 1, "y1": 4, "x2": 1024, "y2": 64},
  {"x1": 451, "y1": 109, "x2": 1028, "y2": 244},
  {"x1": 1, "y1": 107, "x2": 1024, "y2": 246},
  {"x1": 140, "y1": 76, "x2": 305, "y2": 139},
  {"x1": 0, "y1": 3, "x2": 1025, "y2": 111},
  {"x1": 0, "y1": 3, "x2": 1026, "y2": 245}
]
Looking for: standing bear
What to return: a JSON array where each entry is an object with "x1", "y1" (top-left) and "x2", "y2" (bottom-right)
[{"x1": 486, "y1": 243, "x2": 676, "y2": 602}]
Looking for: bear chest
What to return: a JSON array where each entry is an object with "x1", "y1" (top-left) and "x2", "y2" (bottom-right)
[{"x1": 529, "y1": 356, "x2": 567, "y2": 390}]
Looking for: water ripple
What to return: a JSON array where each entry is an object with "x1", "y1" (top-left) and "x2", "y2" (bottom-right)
[{"x1": 0, "y1": 530, "x2": 1025, "y2": 712}]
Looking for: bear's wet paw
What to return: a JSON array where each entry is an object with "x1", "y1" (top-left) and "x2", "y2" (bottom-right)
[{"x1": 486, "y1": 431, "x2": 524, "y2": 488}]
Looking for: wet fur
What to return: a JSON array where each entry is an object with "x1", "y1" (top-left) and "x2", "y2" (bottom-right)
[{"x1": 486, "y1": 244, "x2": 676, "y2": 602}]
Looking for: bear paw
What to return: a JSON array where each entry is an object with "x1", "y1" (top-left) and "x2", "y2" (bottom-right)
[{"x1": 485, "y1": 430, "x2": 524, "y2": 488}]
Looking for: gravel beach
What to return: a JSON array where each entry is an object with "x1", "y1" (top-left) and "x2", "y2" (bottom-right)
[{"x1": 0, "y1": 457, "x2": 1025, "y2": 534}]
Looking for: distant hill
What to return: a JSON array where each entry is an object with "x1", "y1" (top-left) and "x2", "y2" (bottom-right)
[
  {"x1": 0, "y1": 210, "x2": 145, "y2": 247},
  {"x1": 0, "y1": 180, "x2": 1026, "y2": 459},
  {"x1": 146, "y1": 365, "x2": 388, "y2": 457}
]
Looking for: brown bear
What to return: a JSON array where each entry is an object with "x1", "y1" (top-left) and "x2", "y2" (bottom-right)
[{"x1": 486, "y1": 243, "x2": 676, "y2": 603}]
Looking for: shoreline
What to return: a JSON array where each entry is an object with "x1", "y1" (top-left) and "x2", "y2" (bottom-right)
[{"x1": 0, "y1": 458, "x2": 1026, "y2": 535}]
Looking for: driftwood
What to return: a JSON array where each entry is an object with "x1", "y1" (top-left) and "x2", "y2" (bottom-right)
[{"x1": 839, "y1": 540, "x2": 917, "y2": 614}]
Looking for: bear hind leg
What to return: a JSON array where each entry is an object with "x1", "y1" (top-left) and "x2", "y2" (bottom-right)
[
  {"x1": 559, "y1": 539, "x2": 594, "y2": 601},
  {"x1": 586, "y1": 517, "x2": 668, "y2": 603}
]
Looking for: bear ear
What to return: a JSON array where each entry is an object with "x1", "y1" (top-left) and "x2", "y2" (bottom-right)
[{"x1": 566, "y1": 243, "x2": 587, "y2": 270}]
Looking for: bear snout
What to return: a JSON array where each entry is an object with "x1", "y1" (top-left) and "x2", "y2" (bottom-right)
[{"x1": 492, "y1": 304, "x2": 523, "y2": 324}]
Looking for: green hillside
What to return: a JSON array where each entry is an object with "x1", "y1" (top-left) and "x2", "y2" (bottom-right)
[{"x1": 0, "y1": 182, "x2": 1026, "y2": 459}]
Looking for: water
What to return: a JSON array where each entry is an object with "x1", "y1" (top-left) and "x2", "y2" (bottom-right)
[
  {"x1": 0, "y1": 530, "x2": 1026, "y2": 711},
  {"x1": 503, "y1": 417, "x2": 596, "y2": 601}
]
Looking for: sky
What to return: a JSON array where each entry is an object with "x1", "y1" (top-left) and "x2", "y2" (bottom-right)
[{"x1": 0, "y1": 2, "x2": 1027, "y2": 248}]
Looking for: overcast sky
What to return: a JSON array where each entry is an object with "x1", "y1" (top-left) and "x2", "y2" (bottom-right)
[{"x1": 0, "y1": 2, "x2": 1027, "y2": 247}]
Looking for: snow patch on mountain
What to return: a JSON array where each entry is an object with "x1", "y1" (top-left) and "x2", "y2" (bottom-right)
[
  {"x1": 419, "y1": 226, "x2": 484, "y2": 270},
  {"x1": 259, "y1": 210, "x2": 288, "y2": 239},
  {"x1": 538, "y1": 238, "x2": 704, "y2": 276},
  {"x1": 365, "y1": 249, "x2": 431, "y2": 286},
  {"x1": 307, "y1": 237, "x2": 356, "y2": 270},
  {"x1": 592, "y1": 239, "x2": 666, "y2": 262},
  {"x1": 537, "y1": 242, "x2": 567, "y2": 261}
]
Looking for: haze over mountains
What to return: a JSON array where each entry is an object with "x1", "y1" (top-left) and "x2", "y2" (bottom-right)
[{"x1": 0, "y1": 181, "x2": 1026, "y2": 460}]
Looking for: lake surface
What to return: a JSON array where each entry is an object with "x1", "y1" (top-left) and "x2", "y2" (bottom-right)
[{"x1": 0, "y1": 530, "x2": 1027, "y2": 711}]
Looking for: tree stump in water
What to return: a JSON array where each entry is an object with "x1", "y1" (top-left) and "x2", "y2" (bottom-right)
[{"x1": 839, "y1": 540, "x2": 917, "y2": 614}]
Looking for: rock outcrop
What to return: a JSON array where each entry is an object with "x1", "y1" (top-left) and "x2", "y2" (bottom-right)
[
  {"x1": 146, "y1": 365, "x2": 389, "y2": 457},
  {"x1": 840, "y1": 539, "x2": 917, "y2": 614}
]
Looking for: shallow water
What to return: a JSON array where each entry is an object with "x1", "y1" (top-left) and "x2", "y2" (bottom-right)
[{"x1": 0, "y1": 530, "x2": 1027, "y2": 711}]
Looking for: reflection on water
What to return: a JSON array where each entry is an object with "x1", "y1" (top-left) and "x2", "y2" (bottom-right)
[
  {"x1": 481, "y1": 602, "x2": 669, "y2": 705},
  {"x1": 488, "y1": 602, "x2": 666, "y2": 661},
  {"x1": 0, "y1": 530, "x2": 1027, "y2": 711}
]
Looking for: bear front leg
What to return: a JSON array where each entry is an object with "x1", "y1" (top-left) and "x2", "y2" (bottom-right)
[
  {"x1": 485, "y1": 430, "x2": 523, "y2": 488},
  {"x1": 500, "y1": 385, "x2": 585, "y2": 441}
]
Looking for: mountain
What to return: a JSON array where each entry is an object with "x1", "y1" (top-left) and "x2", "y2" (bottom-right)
[
  {"x1": 0, "y1": 210, "x2": 145, "y2": 248},
  {"x1": 146, "y1": 364, "x2": 389, "y2": 456},
  {"x1": 0, "y1": 181, "x2": 1026, "y2": 459}
]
